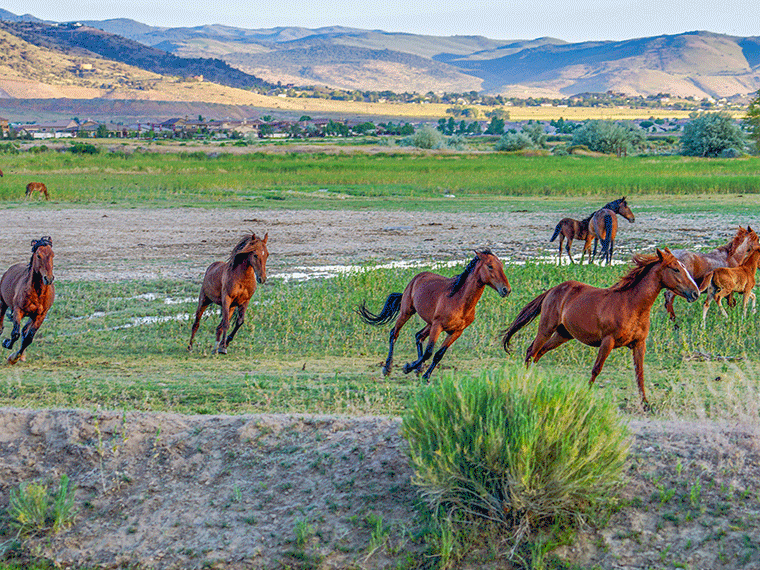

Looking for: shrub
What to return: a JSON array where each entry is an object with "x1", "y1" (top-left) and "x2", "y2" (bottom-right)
[
  {"x1": 719, "y1": 147, "x2": 743, "y2": 158},
  {"x1": 571, "y1": 120, "x2": 644, "y2": 156},
  {"x1": 8, "y1": 474, "x2": 77, "y2": 536},
  {"x1": 69, "y1": 142, "x2": 99, "y2": 155},
  {"x1": 402, "y1": 368, "x2": 630, "y2": 542},
  {"x1": 398, "y1": 125, "x2": 446, "y2": 149},
  {"x1": 681, "y1": 112, "x2": 746, "y2": 157},
  {"x1": 495, "y1": 132, "x2": 534, "y2": 152}
]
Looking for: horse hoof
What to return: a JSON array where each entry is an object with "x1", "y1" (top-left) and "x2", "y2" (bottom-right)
[
  {"x1": 2, "y1": 340, "x2": 11, "y2": 349},
  {"x1": 7, "y1": 355, "x2": 19, "y2": 365},
  {"x1": 216, "y1": 347, "x2": 227, "y2": 355},
  {"x1": 402, "y1": 364, "x2": 414, "y2": 374}
]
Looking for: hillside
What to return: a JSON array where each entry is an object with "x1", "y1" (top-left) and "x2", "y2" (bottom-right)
[{"x1": 79, "y1": 19, "x2": 760, "y2": 98}]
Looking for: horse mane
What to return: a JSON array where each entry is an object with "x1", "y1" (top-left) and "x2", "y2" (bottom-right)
[
  {"x1": 449, "y1": 249, "x2": 491, "y2": 297},
  {"x1": 602, "y1": 197, "x2": 625, "y2": 212},
  {"x1": 717, "y1": 228, "x2": 746, "y2": 257},
  {"x1": 27, "y1": 236, "x2": 53, "y2": 271},
  {"x1": 227, "y1": 234, "x2": 255, "y2": 267},
  {"x1": 609, "y1": 253, "x2": 661, "y2": 292}
]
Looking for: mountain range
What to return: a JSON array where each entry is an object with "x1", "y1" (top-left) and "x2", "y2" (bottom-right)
[{"x1": 0, "y1": 9, "x2": 759, "y2": 102}]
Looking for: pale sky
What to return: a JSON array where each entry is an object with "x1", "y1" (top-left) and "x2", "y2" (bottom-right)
[{"x1": 3, "y1": 0, "x2": 757, "y2": 42}]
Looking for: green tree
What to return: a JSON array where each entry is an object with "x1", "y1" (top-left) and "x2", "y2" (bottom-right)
[
  {"x1": 743, "y1": 91, "x2": 760, "y2": 153},
  {"x1": 572, "y1": 120, "x2": 644, "y2": 157},
  {"x1": 681, "y1": 112, "x2": 746, "y2": 157},
  {"x1": 521, "y1": 122, "x2": 547, "y2": 148},
  {"x1": 484, "y1": 116, "x2": 505, "y2": 135}
]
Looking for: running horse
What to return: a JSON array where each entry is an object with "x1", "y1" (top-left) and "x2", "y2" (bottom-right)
[
  {"x1": 502, "y1": 248, "x2": 699, "y2": 407},
  {"x1": 702, "y1": 240, "x2": 760, "y2": 323},
  {"x1": 25, "y1": 182, "x2": 49, "y2": 200},
  {"x1": 0, "y1": 237, "x2": 55, "y2": 364},
  {"x1": 188, "y1": 232, "x2": 268, "y2": 354},
  {"x1": 663, "y1": 226, "x2": 758, "y2": 326},
  {"x1": 357, "y1": 250, "x2": 511, "y2": 380},
  {"x1": 583, "y1": 197, "x2": 635, "y2": 265}
]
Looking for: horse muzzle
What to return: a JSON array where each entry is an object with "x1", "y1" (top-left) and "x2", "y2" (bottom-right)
[
  {"x1": 498, "y1": 286, "x2": 511, "y2": 298},
  {"x1": 43, "y1": 275, "x2": 54, "y2": 285},
  {"x1": 683, "y1": 289, "x2": 699, "y2": 302}
]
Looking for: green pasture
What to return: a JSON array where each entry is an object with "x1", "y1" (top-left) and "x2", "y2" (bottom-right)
[
  {"x1": 0, "y1": 147, "x2": 759, "y2": 421},
  {"x1": 3, "y1": 261, "x2": 760, "y2": 420},
  {"x1": 2, "y1": 147, "x2": 760, "y2": 210}
]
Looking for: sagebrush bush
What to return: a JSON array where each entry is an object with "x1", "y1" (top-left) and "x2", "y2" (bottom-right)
[{"x1": 402, "y1": 368, "x2": 630, "y2": 540}]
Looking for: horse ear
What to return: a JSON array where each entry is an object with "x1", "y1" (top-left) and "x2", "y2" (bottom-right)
[
  {"x1": 31, "y1": 239, "x2": 36, "y2": 248},
  {"x1": 656, "y1": 248, "x2": 665, "y2": 261},
  {"x1": 263, "y1": 232, "x2": 268, "y2": 244},
  {"x1": 748, "y1": 225, "x2": 753, "y2": 232}
]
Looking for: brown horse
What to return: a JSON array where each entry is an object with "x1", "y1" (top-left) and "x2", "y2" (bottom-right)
[
  {"x1": 357, "y1": 250, "x2": 511, "y2": 380},
  {"x1": 549, "y1": 215, "x2": 591, "y2": 264},
  {"x1": 188, "y1": 232, "x2": 269, "y2": 354},
  {"x1": 25, "y1": 182, "x2": 49, "y2": 200},
  {"x1": 502, "y1": 248, "x2": 699, "y2": 406},
  {"x1": 583, "y1": 197, "x2": 636, "y2": 265},
  {"x1": 702, "y1": 242, "x2": 760, "y2": 323},
  {"x1": 0, "y1": 237, "x2": 55, "y2": 364},
  {"x1": 664, "y1": 226, "x2": 758, "y2": 325}
]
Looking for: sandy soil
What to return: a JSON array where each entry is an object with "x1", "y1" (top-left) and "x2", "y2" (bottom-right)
[{"x1": 2, "y1": 206, "x2": 760, "y2": 569}]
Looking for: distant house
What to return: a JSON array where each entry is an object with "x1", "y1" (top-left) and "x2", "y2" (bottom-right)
[{"x1": 20, "y1": 120, "x2": 78, "y2": 139}]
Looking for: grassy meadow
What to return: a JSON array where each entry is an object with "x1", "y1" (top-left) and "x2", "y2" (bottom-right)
[{"x1": 1, "y1": 146, "x2": 760, "y2": 421}]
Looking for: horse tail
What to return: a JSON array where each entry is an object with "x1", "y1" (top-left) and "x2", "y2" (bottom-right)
[
  {"x1": 501, "y1": 290, "x2": 550, "y2": 353},
  {"x1": 549, "y1": 222, "x2": 562, "y2": 242},
  {"x1": 601, "y1": 212, "x2": 614, "y2": 258},
  {"x1": 356, "y1": 293, "x2": 402, "y2": 326}
]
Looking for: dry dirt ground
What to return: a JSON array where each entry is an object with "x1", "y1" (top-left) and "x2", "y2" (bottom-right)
[{"x1": 2, "y1": 207, "x2": 760, "y2": 569}]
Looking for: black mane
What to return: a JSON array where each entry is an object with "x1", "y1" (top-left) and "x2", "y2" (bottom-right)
[
  {"x1": 602, "y1": 197, "x2": 626, "y2": 213},
  {"x1": 449, "y1": 250, "x2": 491, "y2": 297}
]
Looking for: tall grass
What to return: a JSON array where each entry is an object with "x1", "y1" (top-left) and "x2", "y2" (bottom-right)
[
  {"x1": 1, "y1": 150, "x2": 760, "y2": 206},
  {"x1": 2, "y1": 259, "x2": 760, "y2": 417}
]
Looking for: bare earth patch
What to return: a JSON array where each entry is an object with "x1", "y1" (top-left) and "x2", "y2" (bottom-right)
[{"x1": 2, "y1": 207, "x2": 760, "y2": 568}]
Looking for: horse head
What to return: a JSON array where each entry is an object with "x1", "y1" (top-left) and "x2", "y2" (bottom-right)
[
  {"x1": 231, "y1": 232, "x2": 269, "y2": 284},
  {"x1": 617, "y1": 197, "x2": 635, "y2": 223},
  {"x1": 475, "y1": 250, "x2": 511, "y2": 298},
  {"x1": 728, "y1": 226, "x2": 759, "y2": 264},
  {"x1": 657, "y1": 248, "x2": 698, "y2": 302},
  {"x1": 30, "y1": 236, "x2": 54, "y2": 285}
]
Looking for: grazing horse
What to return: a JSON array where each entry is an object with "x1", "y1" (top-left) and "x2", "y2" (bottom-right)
[
  {"x1": 25, "y1": 182, "x2": 49, "y2": 200},
  {"x1": 0, "y1": 237, "x2": 55, "y2": 364},
  {"x1": 357, "y1": 250, "x2": 511, "y2": 380},
  {"x1": 502, "y1": 249, "x2": 699, "y2": 406},
  {"x1": 664, "y1": 226, "x2": 758, "y2": 325},
  {"x1": 702, "y1": 242, "x2": 760, "y2": 323},
  {"x1": 188, "y1": 232, "x2": 268, "y2": 354},
  {"x1": 549, "y1": 214, "x2": 592, "y2": 264},
  {"x1": 583, "y1": 197, "x2": 636, "y2": 265}
]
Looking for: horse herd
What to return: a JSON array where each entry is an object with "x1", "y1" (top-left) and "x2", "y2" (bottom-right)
[{"x1": 1, "y1": 199, "x2": 758, "y2": 410}]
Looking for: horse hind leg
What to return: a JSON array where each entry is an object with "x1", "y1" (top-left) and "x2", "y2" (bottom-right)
[
  {"x1": 404, "y1": 324, "x2": 442, "y2": 375},
  {"x1": 2, "y1": 311, "x2": 22, "y2": 350},
  {"x1": 420, "y1": 328, "x2": 462, "y2": 381},
  {"x1": 187, "y1": 297, "x2": 211, "y2": 351},
  {"x1": 382, "y1": 297, "x2": 416, "y2": 376},
  {"x1": 224, "y1": 305, "x2": 247, "y2": 347}
]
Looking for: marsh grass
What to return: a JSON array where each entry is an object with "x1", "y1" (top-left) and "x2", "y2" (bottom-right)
[
  {"x1": 1, "y1": 258, "x2": 759, "y2": 418},
  {"x1": 1, "y1": 151, "x2": 760, "y2": 209}
]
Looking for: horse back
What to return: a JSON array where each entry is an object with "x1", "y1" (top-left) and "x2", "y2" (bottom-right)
[{"x1": 407, "y1": 272, "x2": 466, "y2": 322}]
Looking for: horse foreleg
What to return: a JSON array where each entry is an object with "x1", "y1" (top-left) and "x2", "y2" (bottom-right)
[
  {"x1": 663, "y1": 290, "x2": 678, "y2": 324},
  {"x1": 8, "y1": 321, "x2": 38, "y2": 365},
  {"x1": 421, "y1": 329, "x2": 462, "y2": 381},
  {"x1": 405, "y1": 325, "x2": 430, "y2": 373},
  {"x1": 631, "y1": 341, "x2": 649, "y2": 408},
  {"x1": 187, "y1": 297, "x2": 210, "y2": 351},
  {"x1": 589, "y1": 337, "x2": 615, "y2": 387},
  {"x1": 565, "y1": 237, "x2": 575, "y2": 264},
  {"x1": 225, "y1": 305, "x2": 247, "y2": 346}
]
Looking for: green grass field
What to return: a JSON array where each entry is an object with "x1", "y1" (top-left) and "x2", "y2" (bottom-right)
[{"x1": 1, "y1": 145, "x2": 760, "y2": 421}]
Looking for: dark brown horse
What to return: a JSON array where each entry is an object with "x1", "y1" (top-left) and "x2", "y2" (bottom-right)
[
  {"x1": 188, "y1": 232, "x2": 269, "y2": 354},
  {"x1": 25, "y1": 182, "x2": 49, "y2": 200},
  {"x1": 583, "y1": 197, "x2": 636, "y2": 265},
  {"x1": 357, "y1": 250, "x2": 511, "y2": 380},
  {"x1": 664, "y1": 226, "x2": 758, "y2": 325},
  {"x1": 549, "y1": 214, "x2": 592, "y2": 264},
  {"x1": 502, "y1": 248, "x2": 699, "y2": 406},
  {"x1": 0, "y1": 237, "x2": 55, "y2": 364}
]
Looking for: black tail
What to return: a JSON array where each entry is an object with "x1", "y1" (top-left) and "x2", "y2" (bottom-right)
[
  {"x1": 501, "y1": 290, "x2": 550, "y2": 352},
  {"x1": 601, "y1": 213, "x2": 614, "y2": 261},
  {"x1": 549, "y1": 222, "x2": 562, "y2": 242},
  {"x1": 356, "y1": 293, "x2": 402, "y2": 326}
]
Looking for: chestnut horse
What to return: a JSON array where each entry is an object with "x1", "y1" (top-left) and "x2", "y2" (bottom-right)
[
  {"x1": 25, "y1": 182, "x2": 49, "y2": 200},
  {"x1": 502, "y1": 249, "x2": 699, "y2": 406},
  {"x1": 664, "y1": 226, "x2": 758, "y2": 325},
  {"x1": 583, "y1": 197, "x2": 636, "y2": 265},
  {"x1": 357, "y1": 250, "x2": 511, "y2": 380},
  {"x1": 188, "y1": 232, "x2": 268, "y2": 354},
  {"x1": 0, "y1": 237, "x2": 55, "y2": 364},
  {"x1": 702, "y1": 242, "x2": 760, "y2": 323}
]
